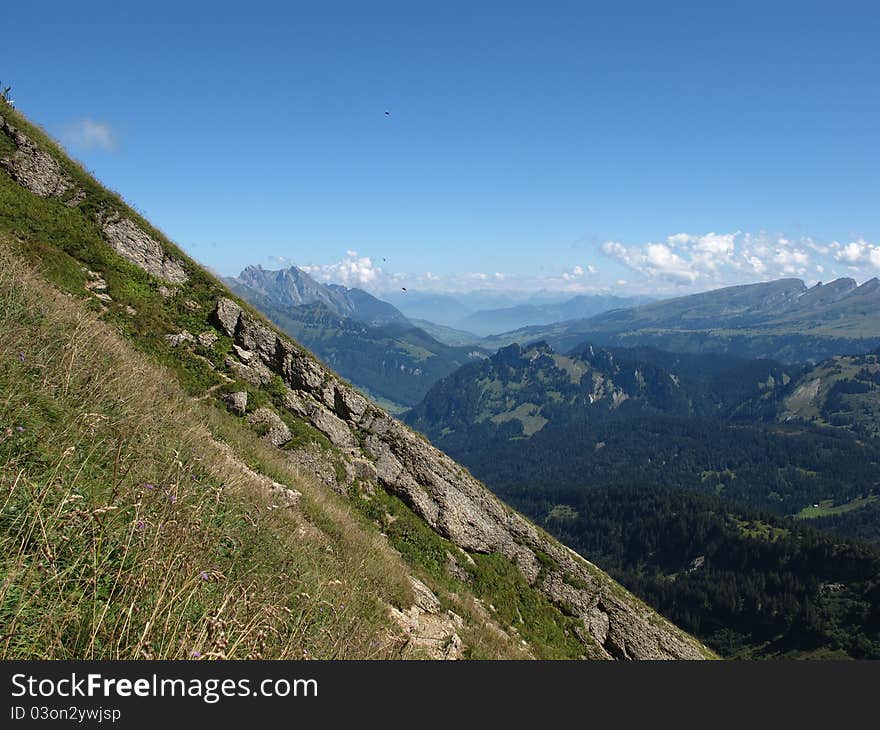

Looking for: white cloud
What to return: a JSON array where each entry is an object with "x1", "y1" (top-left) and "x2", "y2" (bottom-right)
[
  {"x1": 268, "y1": 231, "x2": 879, "y2": 298},
  {"x1": 301, "y1": 250, "x2": 382, "y2": 288},
  {"x1": 602, "y1": 239, "x2": 699, "y2": 283},
  {"x1": 834, "y1": 238, "x2": 880, "y2": 270},
  {"x1": 602, "y1": 231, "x2": 828, "y2": 286},
  {"x1": 60, "y1": 118, "x2": 117, "y2": 152},
  {"x1": 562, "y1": 264, "x2": 587, "y2": 281}
]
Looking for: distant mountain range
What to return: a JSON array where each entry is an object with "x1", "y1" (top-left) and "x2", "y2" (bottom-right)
[
  {"x1": 384, "y1": 288, "x2": 651, "y2": 337},
  {"x1": 453, "y1": 294, "x2": 652, "y2": 337},
  {"x1": 225, "y1": 265, "x2": 487, "y2": 410},
  {"x1": 234, "y1": 265, "x2": 409, "y2": 326},
  {"x1": 478, "y1": 277, "x2": 880, "y2": 362}
]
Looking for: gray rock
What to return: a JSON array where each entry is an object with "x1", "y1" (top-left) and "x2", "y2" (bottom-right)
[
  {"x1": 222, "y1": 391, "x2": 248, "y2": 416},
  {"x1": 232, "y1": 344, "x2": 255, "y2": 363},
  {"x1": 165, "y1": 330, "x2": 195, "y2": 347},
  {"x1": 212, "y1": 297, "x2": 242, "y2": 337},
  {"x1": 64, "y1": 189, "x2": 87, "y2": 207},
  {"x1": 99, "y1": 213, "x2": 188, "y2": 284},
  {"x1": 446, "y1": 551, "x2": 471, "y2": 583},
  {"x1": 409, "y1": 577, "x2": 441, "y2": 614},
  {"x1": 158, "y1": 285, "x2": 180, "y2": 298},
  {"x1": 248, "y1": 407, "x2": 292, "y2": 447},
  {"x1": 310, "y1": 406, "x2": 357, "y2": 448},
  {"x1": 224, "y1": 356, "x2": 274, "y2": 387},
  {"x1": 0, "y1": 116, "x2": 73, "y2": 198},
  {"x1": 197, "y1": 331, "x2": 218, "y2": 348}
]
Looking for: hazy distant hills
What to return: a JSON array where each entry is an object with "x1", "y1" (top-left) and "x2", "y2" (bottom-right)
[
  {"x1": 478, "y1": 278, "x2": 880, "y2": 362},
  {"x1": 454, "y1": 294, "x2": 651, "y2": 337}
]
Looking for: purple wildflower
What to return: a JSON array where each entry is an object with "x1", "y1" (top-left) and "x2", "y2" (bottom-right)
[
  {"x1": 16, "y1": 426, "x2": 24, "y2": 433},
  {"x1": 144, "y1": 483, "x2": 156, "y2": 490},
  {"x1": 168, "y1": 493, "x2": 177, "y2": 504},
  {"x1": 135, "y1": 520, "x2": 146, "y2": 531},
  {"x1": 19, "y1": 352, "x2": 25, "y2": 362},
  {"x1": 199, "y1": 571, "x2": 209, "y2": 581},
  {"x1": 189, "y1": 650, "x2": 202, "y2": 659}
]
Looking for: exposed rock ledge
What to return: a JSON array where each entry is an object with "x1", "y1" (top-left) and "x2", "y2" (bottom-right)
[
  {"x1": 0, "y1": 116, "x2": 75, "y2": 200},
  {"x1": 211, "y1": 296, "x2": 711, "y2": 660},
  {"x1": 98, "y1": 212, "x2": 189, "y2": 284}
]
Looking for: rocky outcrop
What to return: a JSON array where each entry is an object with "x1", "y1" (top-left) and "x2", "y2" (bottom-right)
[
  {"x1": 98, "y1": 212, "x2": 188, "y2": 284},
  {"x1": 389, "y1": 577, "x2": 464, "y2": 660},
  {"x1": 210, "y1": 296, "x2": 710, "y2": 660},
  {"x1": 222, "y1": 390, "x2": 248, "y2": 416},
  {"x1": 0, "y1": 116, "x2": 76, "y2": 199},
  {"x1": 248, "y1": 407, "x2": 292, "y2": 447}
]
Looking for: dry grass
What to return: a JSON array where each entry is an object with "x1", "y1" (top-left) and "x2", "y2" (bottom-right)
[{"x1": 0, "y1": 243, "x2": 414, "y2": 659}]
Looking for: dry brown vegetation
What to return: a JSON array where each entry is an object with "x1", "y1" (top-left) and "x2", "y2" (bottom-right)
[{"x1": 0, "y1": 243, "x2": 417, "y2": 659}]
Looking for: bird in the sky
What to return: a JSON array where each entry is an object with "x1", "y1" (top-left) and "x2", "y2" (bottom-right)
[
  {"x1": 401, "y1": 287, "x2": 407, "y2": 292},
  {"x1": 384, "y1": 110, "x2": 390, "y2": 116}
]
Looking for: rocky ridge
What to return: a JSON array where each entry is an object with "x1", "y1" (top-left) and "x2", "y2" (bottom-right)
[{"x1": 209, "y1": 295, "x2": 710, "y2": 660}]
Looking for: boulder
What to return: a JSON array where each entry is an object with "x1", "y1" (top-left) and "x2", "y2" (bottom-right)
[
  {"x1": 222, "y1": 391, "x2": 248, "y2": 416},
  {"x1": 248, "y1": 407, "x2": 292, "y2": 447}
]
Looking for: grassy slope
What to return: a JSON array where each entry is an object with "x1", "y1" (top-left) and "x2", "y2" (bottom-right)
[
  {"x1": 0, "y1": 102, "x2": 623, "y2": 660},
  {"x1": 0, "y1": 248, "x2": 413, "y2": 659}
]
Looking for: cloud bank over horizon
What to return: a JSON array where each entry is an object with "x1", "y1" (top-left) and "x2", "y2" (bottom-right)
[{"x1": 261, "y1": 231, "x2": 880, "y2": 298}]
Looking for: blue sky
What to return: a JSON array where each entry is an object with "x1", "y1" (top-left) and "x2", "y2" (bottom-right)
[{"x1": 3, "y1": 1, "x2": 879, "y2": 296}]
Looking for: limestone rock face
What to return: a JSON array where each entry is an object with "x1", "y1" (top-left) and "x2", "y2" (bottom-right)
[
  {"x1": 211, "y1": 297, "x2": 709, "y2": 660},
  {"x1": 0, "y1": 116, "x2": 75, "y2": 199},
  {"x1": 99, "y1": 213, "x2": 188, "y2": 284}
]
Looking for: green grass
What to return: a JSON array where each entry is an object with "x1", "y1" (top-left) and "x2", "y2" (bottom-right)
[
  {"x1": 0, "y1": 245, "x2": 415, "y2": 659},
  {"x1": 732, "y1": 517, "x2": 790, "y2": 542},
  {"x1": 348, "y1": 484, "x2": 591, "y2": 659},
  {"x1": 795, "y1": 495, "x2": 880, "y2": 519}
]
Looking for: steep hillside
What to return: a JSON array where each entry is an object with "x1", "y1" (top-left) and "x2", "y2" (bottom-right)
[
  {"x1": 780, "y1": 351, "x2": 880, "y2": 439},
  {"x1": 0, "y1": 102, "x2": 711, "y2": 659},
  {"x1": 480, "y1": 278, "x2": 880, "y2": 361}
]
